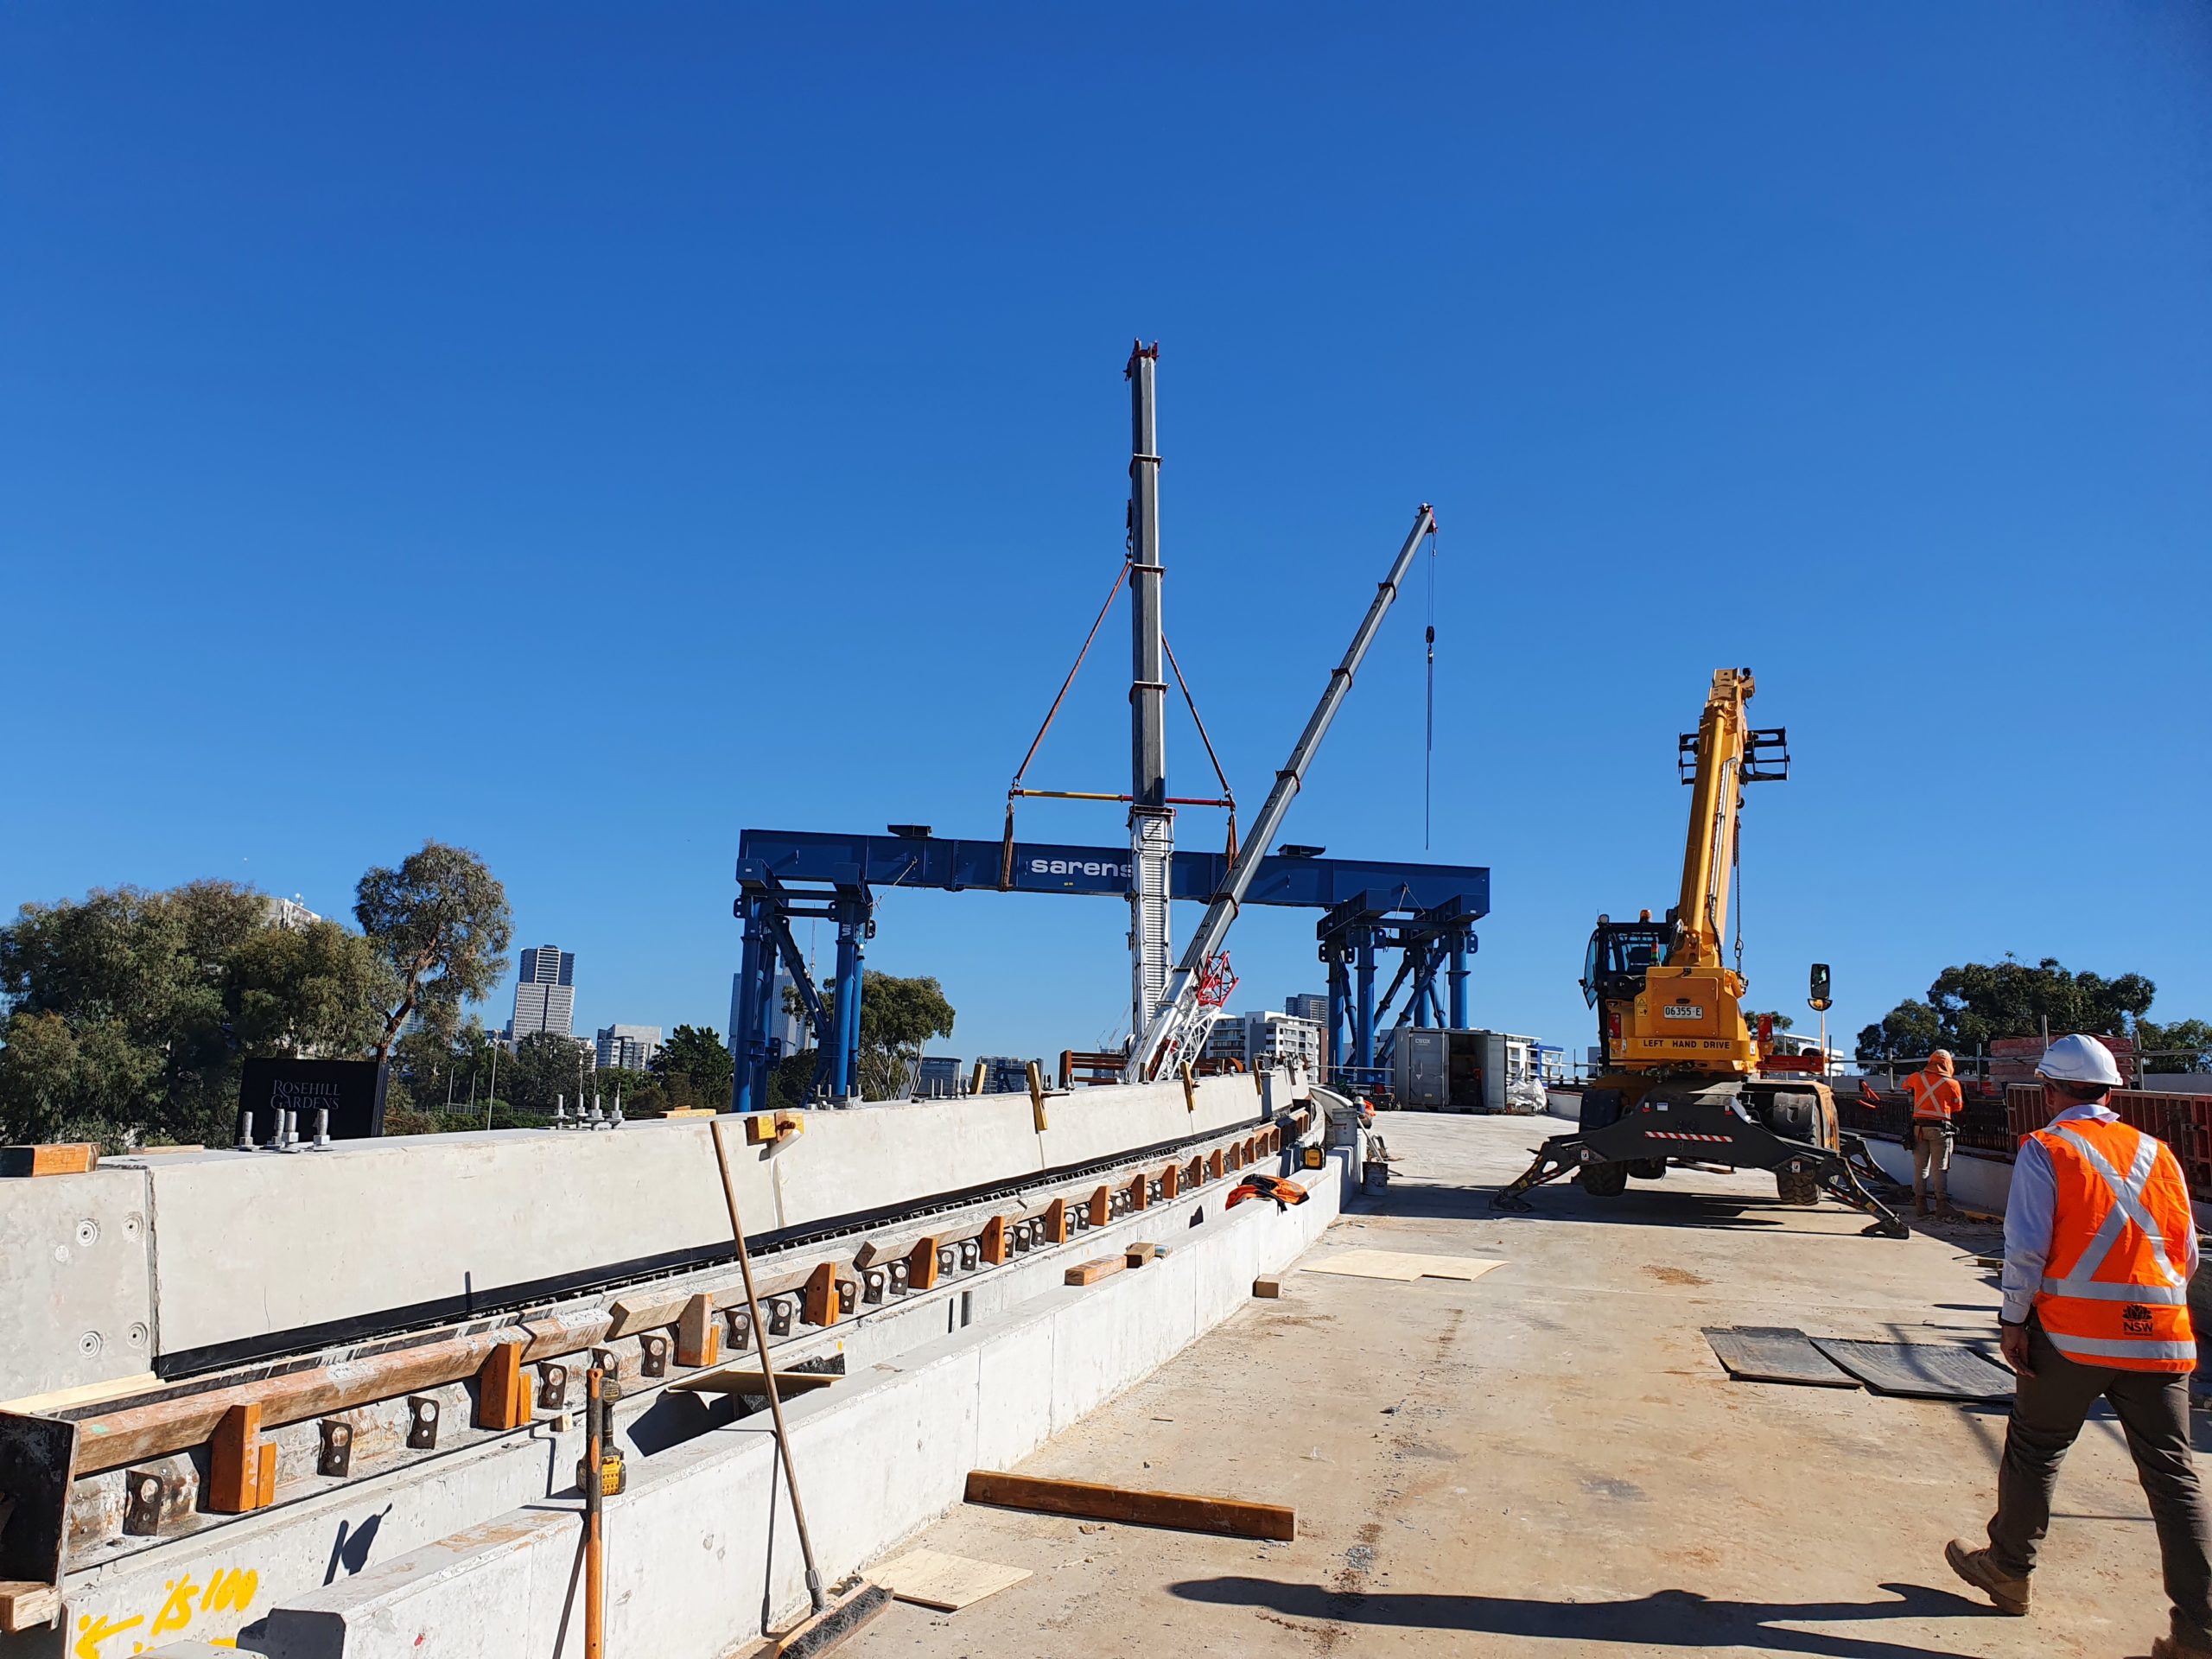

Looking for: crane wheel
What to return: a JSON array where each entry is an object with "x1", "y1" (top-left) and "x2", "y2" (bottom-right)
[
  {"x1": 1581, "y1": 1161, "x2": 1630, "y2": 1198},
  {"x1": 1629, "y1": 1157, "x2": 1668, "y2": 1180},
  {"x1": 1776, "y1": 1168, "x2": 1821, "y2": 1206}
]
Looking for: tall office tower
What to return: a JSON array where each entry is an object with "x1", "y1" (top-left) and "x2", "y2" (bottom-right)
[
  {"x1": 510, "y1": 945, "x2": 576, "y2": 1041},
  {"x1": 728, "y1": 963, "x2": 809, "y2": 1058},
  {"x1": 1285, "y1": 993, "x2": 1329, "y2": 1025},
  {"x1": 594, "y1": 1024, "x2": 663, "y2": 1073}
]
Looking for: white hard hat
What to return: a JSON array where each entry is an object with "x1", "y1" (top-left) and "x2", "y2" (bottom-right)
[{"x1": 2036, "y1": 1033, "x2": 2122, "y2": 1088}]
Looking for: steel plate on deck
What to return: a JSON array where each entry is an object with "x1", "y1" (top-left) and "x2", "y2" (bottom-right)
[
  {"x1": 1811, "y1": 1338, "x2": 2016, "y2": 1402},
  {"x1": 1702, "y1": 1326, "x2": 1860, "y2": 1389}
]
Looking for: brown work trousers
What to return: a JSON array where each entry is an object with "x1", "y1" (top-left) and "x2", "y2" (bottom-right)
[
  {"x1": 1912, "y1": 1122, "x2": 1952, "y2": 1208},
  {"x1": 1986, "y1": 1324, "x2": 2212, "y2": 1647}
]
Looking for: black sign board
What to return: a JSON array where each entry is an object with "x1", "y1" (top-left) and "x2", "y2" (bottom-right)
[{"x1": 237, "y1": 1058, "x2": 389, "y2": 1141}]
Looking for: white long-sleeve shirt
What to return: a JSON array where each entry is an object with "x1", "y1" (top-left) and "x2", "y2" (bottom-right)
[{"x1": 2002, "y1": 1099, "x2": 2202, "y2": 1324}]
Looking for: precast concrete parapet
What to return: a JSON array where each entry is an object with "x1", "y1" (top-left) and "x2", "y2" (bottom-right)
[{"x1": 236, "y1": 1149, "x2": 1347, "y2": 1659}]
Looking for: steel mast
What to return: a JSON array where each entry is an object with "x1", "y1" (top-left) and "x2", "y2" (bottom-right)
[{"x1": 1125, "y1": 342, "x2": 1172, "y2": 1046}]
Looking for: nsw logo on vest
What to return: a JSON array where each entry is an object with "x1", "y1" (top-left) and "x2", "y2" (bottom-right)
[{"x1": 2122, "y1": 1302, "x2": 2156, "y2": 1337}]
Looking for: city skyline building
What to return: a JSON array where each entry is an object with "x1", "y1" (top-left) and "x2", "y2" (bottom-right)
[
  {"x1": 509, "y1": 944, "x2": 576, "y2": 1042},
  {"x1": 594, "y1": 1023, "x2": 663, "y2": 1073},
  {"x1": 728, "y1": 962, "x2": 808, "y2": 1061}
]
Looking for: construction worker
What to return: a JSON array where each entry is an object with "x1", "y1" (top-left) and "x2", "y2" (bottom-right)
[
  {"x1": 1947, "y1": 1034, "x2": 2209, "y2": 1658},
  {"x1": 1904, "y1": 1049, "x2": 1964, "y2": 1218}
]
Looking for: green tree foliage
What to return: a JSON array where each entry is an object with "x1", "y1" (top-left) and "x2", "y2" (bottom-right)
[
  {"x1": 812, "y1": 972, "x2": 957, "y2": 1101},
  {"x1": 1745, "y1": 1011, "x2": 1796, "y2": 1033},
  {"x1": 502, "y1": 1031, "x2": 595, "y2": 1112},
  {"x1": 650, "y1": 1024, "x2": 734, "y2": 1111},
  {"x1": 355, "y1": 842, "x2": 513, "y2": 1061},
  {"x1": 0, "y1": 881, "x2": 356, "y2": 1146},
  {"x1": 2139, "y1": 1018, "x2": 2212, "y2": 1074},
  {"x1": 1856, "y1": 955, "x2": 2169, "y2": 1064}
]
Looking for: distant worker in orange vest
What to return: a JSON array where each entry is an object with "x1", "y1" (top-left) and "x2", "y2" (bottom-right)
[
  {"x1": 1904, "y1": 1049, "x2": 1964, "y2": 1218},
  {"x1": 1947, "y1": 1034, "x2": 2209, "y2": 1658}
]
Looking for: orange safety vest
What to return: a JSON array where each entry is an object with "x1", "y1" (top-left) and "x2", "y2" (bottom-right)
[
  {"x1": 1906, "y1": 1069, "x2": 1962, "y2": 1123},
  {"x1": 2030, "y1": 1117, "x2": 2197, "y2": 1372}
]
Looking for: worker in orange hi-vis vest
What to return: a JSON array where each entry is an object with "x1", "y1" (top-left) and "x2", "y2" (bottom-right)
[
  {"x1": 1947, "y1": 1036, "x2": 2209, "y2": 1658},
  {"x1": 1904, "y1": 1049, "x2": 1965, "y2": 1218}
]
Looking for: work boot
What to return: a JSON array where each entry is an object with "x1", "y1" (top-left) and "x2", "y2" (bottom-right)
[
  {"x1": 1945, "y1": 1540, "x2": 2029, "y2": 1616},
  {"x1": 2152, "y1": 1634, "x2": 2212, "y2": 1658},
  {"x1": 1916, "y1": 1197, "x2": 1930, "y2": 1217}
]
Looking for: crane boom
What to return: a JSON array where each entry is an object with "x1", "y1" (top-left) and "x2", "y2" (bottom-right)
[
  {"x1": 1125, "y1": 505, "x2": 1437, "y2": 1083},
  {"x1": 1673, "y1": 667, "x2": 1754, "y2": 968}
]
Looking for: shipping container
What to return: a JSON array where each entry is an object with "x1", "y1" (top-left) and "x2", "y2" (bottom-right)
[{"x1": 1390, "y1": 1028, "x2": 1544, "y2": 1113}]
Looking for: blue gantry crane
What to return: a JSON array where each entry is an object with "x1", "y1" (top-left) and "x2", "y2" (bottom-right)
[{"x1": 728, "y1": 829, "x2": 1488, "y2": 1111}]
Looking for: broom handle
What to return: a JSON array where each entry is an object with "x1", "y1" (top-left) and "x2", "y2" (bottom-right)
[{"x1": 711, "y1": 1118, "x2": 828, "y2": 1614}]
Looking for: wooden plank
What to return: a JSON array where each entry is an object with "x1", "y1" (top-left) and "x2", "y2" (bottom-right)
[
  {"x1": 1126, "y1": 1173, "x2": 1148, "y2": 1211},
  {"x1": 65, "y1": 1310, "x2": 614, "y2": 1476},
  {"x1": 667, "y1": 1369, "x2": 840, "y2": 1395},
  {"x1": 254, "y1": 1441, "x2": 277, "y2": 1508},
  {"x1": 1252, "y1": 1278, "x2": 1283, "y2": 1299},
  {"x1": 1207, "y1": 1149, "x2": 1224, "y2": 1181},
  {"x1": 908, "y1": 1236, "x2": 940, "y2": 1292},
  {"x1": 964, "y1": 1470, "x2": 1294, "y2": 1542},
  {"x1": 1160, "y1": 1164, "x2": 1179, "y2": 1200},
  {"x1": 206, "y1": 1403, "x2": 262, "y2": 1514},
  {"x1": 801, "y1": 1262, "x2": 841, "y2": 1327},
  {"x1": 873, "y1": 1548, "x2": 1031, "y2": 1611},
  {"x1": 607, "y1": 1262, "x2": 815, "y2": 1339},
  {"x1": 1044, "y1": 1198, "x2": 1068, "y2": 1244},
  {"x1": 475, "y1": 1340, "x2": 531, "y2": 1430},
  {"x1": 1087, "y1": 1186, "x2": 1110, "y2": 1227},
  {"x1": 676, "y1": 1294, "x2": 721, "y2": 1367},
  {"x1": 1300, "y1": 1251, "x2": 1506, "y2": 1283},
  {"x1": 0, "y1": 1581, "x2": 62, "y2": 1635},
  {"x1": 979, "y1": 1216, "x2": 1009, "y2": 1266},
  {"x1": 0, "y1": 1144, "x2": 97, "y2": 1179},
  {"x1": 1063, "y1": 1256, "x2": 1128, "y2": 1287},
  {"x1": 1124, "y1": 1241, "x2": 1158, "y2": 1268}
]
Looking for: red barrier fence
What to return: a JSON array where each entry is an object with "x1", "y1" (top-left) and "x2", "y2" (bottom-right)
[{"x1": 2005, "y1": 1084, "x2": 2212, "y2": 1198}]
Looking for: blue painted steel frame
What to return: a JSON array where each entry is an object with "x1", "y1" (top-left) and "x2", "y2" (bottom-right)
[{"x1": 729, "y1": 829, "x2": 1489, "y2": 1109}]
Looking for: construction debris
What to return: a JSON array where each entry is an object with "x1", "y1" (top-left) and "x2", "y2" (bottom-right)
[
  {"x1": 1301, "y1": 1249, "x2": 1505, "y2": 1282},
  {"x1": 871, "y1": 1548, "x2": 1031, "y2": 1612}
]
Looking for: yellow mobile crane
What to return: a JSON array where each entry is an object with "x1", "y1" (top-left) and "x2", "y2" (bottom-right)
[{"x1": 1494, "y1": 668, "x2": 1906, "y2": 1236}]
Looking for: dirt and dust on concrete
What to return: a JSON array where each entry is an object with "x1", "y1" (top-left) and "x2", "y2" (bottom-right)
[{"x1": 836, "y1": 1110, "x2": 2188, "y2": 1658}]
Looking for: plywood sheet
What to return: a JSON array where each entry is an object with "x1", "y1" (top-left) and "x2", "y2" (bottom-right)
[
  {"x1": 1301, "y1": 1250, "x2": 1506, "y2": 1283},
  {"x1": 873, "y1": 1548, "x2": 1032, "y2": 1611},
  {"x1": 1702, "y1": 1326, "x2": 1860, "y2": 1389},
  {"x1": 1811, "y1": 1338, "x2": 2016, "y2": 1402}
]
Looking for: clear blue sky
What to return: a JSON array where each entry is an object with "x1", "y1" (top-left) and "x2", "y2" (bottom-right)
[{"x1": 3, "y1": 4, "x2": 2206, "y2": 1066}]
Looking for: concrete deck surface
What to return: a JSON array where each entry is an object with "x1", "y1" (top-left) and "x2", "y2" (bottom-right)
[{"x1": 837, "y1": 1111, "x2": 2190, "y2": 1658}]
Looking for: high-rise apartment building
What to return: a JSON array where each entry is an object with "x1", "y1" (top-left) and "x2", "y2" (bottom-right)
[
  {"x1": 1285, "y1": 994, "x2": 1329, "y2": 1025},
  {"x1": 728, "y1": 963, "x2": 809, "y2": 1059},
  {"x1": 509, "y1": 945, "x2": 576, "y2": 1041},
  {"x1": 594, "y1": 1024, "x2": 663, "y2": 1072}
]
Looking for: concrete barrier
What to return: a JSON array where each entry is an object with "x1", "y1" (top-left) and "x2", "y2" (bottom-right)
[
  {"x1": 1859, "y1": 1135, "x2": 2015, "y2": 1217},
  {"x1": 240, "y1": 1147, "x2": 1347, "y2": 1658},
  {"x1": 6, "y1": 1074, "x2": 1281, "y2": 1387}
]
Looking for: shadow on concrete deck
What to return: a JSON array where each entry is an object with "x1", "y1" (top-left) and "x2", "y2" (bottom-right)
[{"x1": 1167, "y1": 1577, "x2": 1999, "y2": 1657}]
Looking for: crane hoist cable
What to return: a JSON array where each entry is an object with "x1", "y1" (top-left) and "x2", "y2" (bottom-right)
[{"x1": 1424, "y1": 522, "x2": 1437, "y2": 850}]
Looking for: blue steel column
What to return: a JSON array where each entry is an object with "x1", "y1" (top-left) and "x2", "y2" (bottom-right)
[
  {"x1": 828, "y1": 895, "x2": 864, "y2": 1103},
  {"x1": 1354, "y1": 927, "x2": 1378, "y2": 1080},
  {"x1": 1326, "y1": 955, "x2": 1350, "y2": 1088},
  {"x1": 1448, "y1": 933, "x2": 1471, "y2": 1029},
  {"x1": 732, "y1": 894, "x2": 768, "y2": 1114}
]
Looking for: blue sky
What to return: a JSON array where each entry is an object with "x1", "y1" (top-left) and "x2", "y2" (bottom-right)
[{"x1": 3, "y1": 3, "x2": 2206, "y2": 1066}]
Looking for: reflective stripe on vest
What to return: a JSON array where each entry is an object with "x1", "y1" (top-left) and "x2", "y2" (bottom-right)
[
  {"x1": 2031, "y1": 1118, "x2": 2196, "y2": 1372},
  {"x1": 1907, "y1": 1071, "x2": 1959, "y2": 1122}
]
